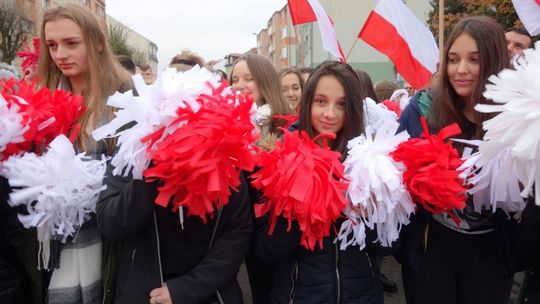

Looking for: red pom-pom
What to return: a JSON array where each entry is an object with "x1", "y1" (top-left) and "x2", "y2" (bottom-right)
[
  {"x1": 251, "y1": 129, "x2": 348, "y2": 250},
  {"x1": 17, "y1": 37, "x2": 40, "y2": 76},
  {"x1": 1, "y1": 79, "x2": 85, "y2": 159},
  {"x1": 143, "y1": 85, "x2": 258, "y2": 222},
  {"x1": 391, "y1": 117, "x2": 467, "y2": 223}
]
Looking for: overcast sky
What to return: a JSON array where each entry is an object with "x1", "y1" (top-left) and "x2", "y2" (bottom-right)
[{"x1": 107, "y1": 0, "x2": 287, "y2": 69}]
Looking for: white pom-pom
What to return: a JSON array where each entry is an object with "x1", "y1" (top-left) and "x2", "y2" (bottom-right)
[
  {"x1": 475, "y1": 42, "x2": 540, "y2": 204},
  {"x1": 363, "y1": 97, "x2": 398, "y2": 134},
  {"x1": 0, "y1": 96, "x2": 28, "y2": 155},
  {"x1": 1, "y1": 135, "x2": 107, "y2": 243},
  {"x1": 336, "y1": 206, "x2": 367, "y2": 250},
  {"x1": 92, "y1": 66, "x2": 221, "y2": 179},
  {"x1": 337, "y1": 121, "x2": 415, "y2": 249},
  {"x1": 389, "y1": 89, "x2": 410, "y2": 110},
  {"x1": 459, "y1": 143, "x2": 527, "y2": 218}
]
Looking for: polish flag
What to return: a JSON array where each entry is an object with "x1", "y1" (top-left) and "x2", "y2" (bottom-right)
[
  {"x1": 288, "y1": 0, "x2": 346, "y2": 62},
  {"x1": 512, "y1": 0, "x2": 540, "y2": 36},
  {"x1": 358, "y1": 0, "x2": 439, "y2": 90}
]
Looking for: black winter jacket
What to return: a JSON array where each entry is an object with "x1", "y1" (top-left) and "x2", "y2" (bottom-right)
[
  {"x1": 255, "y1": 213, "x2": 384, "y2": 304},
  {"x1": 96, "y1": 165, "x2": 253, "y2": 304},
  {"x1": 0, "y1": 176, "x2": 29, "y2": 304},
  {"x1": 518, "y1": 195, "x2": 540, "y2": 303}
]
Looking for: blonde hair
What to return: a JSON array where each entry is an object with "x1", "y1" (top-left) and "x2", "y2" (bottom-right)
[
  {"x1": 37, "y1": 3, "x2": 130, "y2": 150},
  {"x1": 230, "y1": 54, "x2": 293, "y2": 133}
]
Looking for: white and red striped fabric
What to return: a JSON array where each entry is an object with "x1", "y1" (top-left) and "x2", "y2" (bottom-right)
[
  {"x1": 512, "y1": 0, "x2": 540, "y2": 36},
  {"x1": 288, "y1": 0, "x2": 346, "y2": 62},
  {"x1": 358, "y1": 0, "x2": 439, "y2": 90}
]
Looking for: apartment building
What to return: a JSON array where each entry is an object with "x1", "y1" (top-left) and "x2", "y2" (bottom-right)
[
  {"x1": 108, "y1": 16, "x2": 158, "y2": 71},
  {"x1": 17, "y1": 0, "x2": 106, "y2": 33},
  {"x1": 256, "y1": 5, "x2": 298, "y2": 71}
]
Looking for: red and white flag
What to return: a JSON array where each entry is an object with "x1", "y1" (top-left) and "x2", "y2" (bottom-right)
[
  {"x1": 288, "y1": 0, "x2": 346, "y2": 62},
  {"x1": 358, "y1": 0, "x2": 439, "y2": 90},
  {"x1": 512, "y1": 0, "x2": 540, "y2": 36}
]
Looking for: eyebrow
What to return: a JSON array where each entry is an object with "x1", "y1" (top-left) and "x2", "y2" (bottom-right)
[
  {"x1": 45, "y1": 37, "x2": 81, "y2": 43},
  {"x1": 448, "y1": 51, "x2": 479, "y2": 55}
]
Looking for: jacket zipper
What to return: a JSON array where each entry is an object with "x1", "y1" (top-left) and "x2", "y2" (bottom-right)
[
  {"x1": 215, "y1": 290, "x2": 225, "y2": 304},
  {"x1": 365, "y1": 252, "x2": 375, "y2": 279},
  {"x1": 288, "y1": 262, "x2": 299, "y2": 304},
  {"x1": 130, "y1": 248, "x2": 137, "y2": 267},
  {"x1": 102, "y1": 243, "x2": 114, "y2": 304},
  {"x1": 211, "y1": 204, "x2": 224, "y2": 303},
  {"x1": 335, "y1": 244, "x2": 341, "y2": 304}
]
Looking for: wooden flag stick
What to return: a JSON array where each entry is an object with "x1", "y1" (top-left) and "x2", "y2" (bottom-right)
[
  {"x1": 439, "y1": 0, "x2": 445, "y2": 62},
  {"x1": 346, "y1": 38, "x2": 360, "y2": 61}
]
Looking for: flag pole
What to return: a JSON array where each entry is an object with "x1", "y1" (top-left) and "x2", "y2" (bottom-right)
[
  {"x1": 346, "y1": 38, "x2": 359, "y2": 61},
  {"x1": 292, "y1": 24, "x2": 304, "y2": 67},
  {"x1": 438, "y1": 0, "x2": 445, "y2": 62}
]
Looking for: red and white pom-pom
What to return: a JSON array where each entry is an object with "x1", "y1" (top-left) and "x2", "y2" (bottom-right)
[
  {"x1": 251, "y1": 129, "x2": 348, "y2": 250},
  {"x1": 143, "y1": 85, "x2": 258, "y2": 222},
  {"x1": 391, "y1": 117, "x2": 467, "y2": 223},
  {"x1": 1, "y1": 135, "x2": 107, "y2": 243},
  {"x1": 92, "y1": 66, "x2": 220, "y2": 179},
  {"x1": 474, "y1": 42, "x2": 540, "y2": 205},
  {"x1": 337, "y1": 121, "x2": 414, "y2": 250},
  {"x1": 459, "y1": 144, "x2": 526, "y2": 218},
  {"x1": 1, "y1": 79, "x2": 85, "y2": 159},
  {"x1": 0, "y1": 96, "x2": 28, "y2": 156}
]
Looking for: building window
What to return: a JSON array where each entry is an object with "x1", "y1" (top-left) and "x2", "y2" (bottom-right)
[
  {"x1": 304, "y1": 34, "x2": 309, "y2": 55},
  {"x1": 81, "y1": 0, "x2": 88, "y2": 5},
  {"x1": 281, "y1": 47, "x2": 287, "y2": 59},
  {"x1": 281, "y1": 27, "x2": 288, "y2": 39}
]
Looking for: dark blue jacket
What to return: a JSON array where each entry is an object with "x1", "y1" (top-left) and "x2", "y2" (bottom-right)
[
  {"x1": 254, "y1": 212, "x2": 384, "y2": 304},
  {"x1": 395, "y1": 91, "x2": 523, "y2": 275}
]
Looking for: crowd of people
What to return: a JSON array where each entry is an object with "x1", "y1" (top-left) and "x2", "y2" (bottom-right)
[{"x1": 0, "y1": 2, "x2": 539, "y2": 304}]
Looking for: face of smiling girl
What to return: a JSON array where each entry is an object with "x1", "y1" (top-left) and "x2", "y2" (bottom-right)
[
  {"x1": 446, "y1": 33, "x2": 480, "y2": 103},
  {"x1": 231, "y1": 60, "x2": 261, "y2": 102},
  {"x1": 310, "y1": 75, "x2": 345, "y2": 136}
]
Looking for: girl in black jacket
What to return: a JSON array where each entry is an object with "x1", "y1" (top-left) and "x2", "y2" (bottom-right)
[
  {"x1": 96, "y1": 165, "x2": 252, "y2": 304},
  {"x1": 397, "y1": 16, "x2": 519, "y2": 304},
  {"x1": 254, "y1": 61, "x2": 384, "y2": 304}
]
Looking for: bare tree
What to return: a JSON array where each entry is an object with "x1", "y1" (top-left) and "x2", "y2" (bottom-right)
[
  {"x1": 0, "y1": 0, "x2": 28, "y2": 63},
  {"x1": 108, "y1": 23, "x2": 134, "y2": 57}
]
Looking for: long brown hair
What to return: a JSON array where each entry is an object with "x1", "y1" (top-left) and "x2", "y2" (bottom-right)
[
  {"x1": 298, "y1": 61, "x2": 366, "y2": 157},
  {"x1": 38, "y1": 3, "x2": 130, "y2": 150},
  {"x1": 355, "y1": 69, "x2": 379, "y2": 103},
  {"x1": 429, "y1": 16, "x2": 510, "y2": 139},
  {"x1": 230, "y1": 54, "x2": 293, "y2": 133}
]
